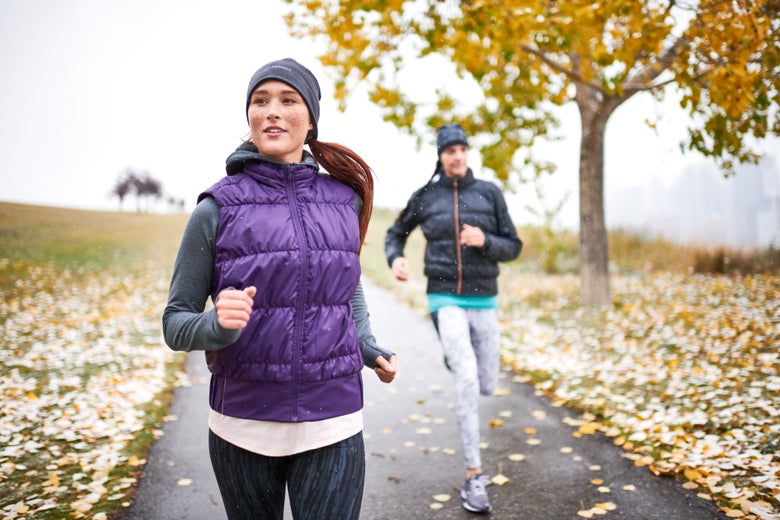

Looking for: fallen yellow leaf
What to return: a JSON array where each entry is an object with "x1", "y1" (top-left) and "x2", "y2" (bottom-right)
[
  {"x1": 635, "y1": 455, "x2": 655, "y2": 467},
  {"x1": 127, "y1": 456, "x2": 145, "y2": 467},
  {"x1": 683, "y1": 467, "x2": 703, "y2": 482},
  {"x1": 491, "y1": 474, "x2": 510, "y2": 486},
  {"x1": 578, "y1": 422, "x2": 599, "y2": 435}
]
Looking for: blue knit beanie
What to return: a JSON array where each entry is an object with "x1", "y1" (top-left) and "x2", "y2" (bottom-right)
[
  {"x1": 245, "y1": 58, "x2": 321, "y2": 141},
  {"x1": 436, "y1": 123, "x2": 469, "y2": 154}
]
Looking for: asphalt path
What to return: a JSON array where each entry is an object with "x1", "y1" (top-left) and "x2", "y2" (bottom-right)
[{"x1": 121, "y1": 278, "x2": 727, "y2": 520}]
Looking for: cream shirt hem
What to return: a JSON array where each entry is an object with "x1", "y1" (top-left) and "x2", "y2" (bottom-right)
[{"x1": 208, "y1": 410, "x2": 363, "y2": 457}]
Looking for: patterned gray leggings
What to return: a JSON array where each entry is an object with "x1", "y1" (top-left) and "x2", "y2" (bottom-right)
[{"x1": 434, "y1": 306, "x2": 500, "y2": 470}]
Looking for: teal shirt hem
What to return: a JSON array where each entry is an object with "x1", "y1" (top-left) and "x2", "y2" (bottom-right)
[{"x1": 427, "y1": 293, "x2": 498, "y2": 313}]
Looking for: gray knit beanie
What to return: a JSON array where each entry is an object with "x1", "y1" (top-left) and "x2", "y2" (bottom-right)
[
  {"x1": 436, "y1": 123, "x2": 469, "y2": 154},
  {"x1": 245, "y1": 58, "x2": 321, "y2": 142}
]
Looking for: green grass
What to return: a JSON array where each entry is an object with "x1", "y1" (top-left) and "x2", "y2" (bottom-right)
[{"x1": 0, "y1": 202, "x2": 187, "y2": 269}]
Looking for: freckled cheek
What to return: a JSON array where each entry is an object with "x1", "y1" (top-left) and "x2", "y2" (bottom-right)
[
  {"x1": 248, "y1": 113, "x2": 264, "y2": 138},
  {"x1": 291, "y1": 112, "x2": 310, "y2": 132}
]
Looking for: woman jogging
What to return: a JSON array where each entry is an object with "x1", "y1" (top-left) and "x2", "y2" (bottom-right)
[{"x1": 163, "y1": 58, "x2": 397, "y2": 520}]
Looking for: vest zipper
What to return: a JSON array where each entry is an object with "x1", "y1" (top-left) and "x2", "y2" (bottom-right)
[
  {"x1": 453, "y1": 181, "x2": 462, "y2": 295},
  {"x1": 287, "y1": 171, "x2": 307, "y2": 422}
]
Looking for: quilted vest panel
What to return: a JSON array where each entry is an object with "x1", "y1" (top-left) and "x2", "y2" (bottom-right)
[{"x1": 201, "y1": 159, "x2": 364, "y2": 422}]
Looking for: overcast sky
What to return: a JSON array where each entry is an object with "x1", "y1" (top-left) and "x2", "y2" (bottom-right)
[{"x1": 2, "y1": 0, "x2": 776, "y2": 228}]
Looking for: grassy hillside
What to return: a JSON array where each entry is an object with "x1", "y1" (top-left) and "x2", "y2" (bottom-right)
[{"x1": 0, "y1": 202, "x2": 187, "y2": 270}]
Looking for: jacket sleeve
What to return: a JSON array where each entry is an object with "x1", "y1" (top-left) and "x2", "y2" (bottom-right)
[
  {"x1": 351, "y1": 280, "x2": 395, "y2": 369},
  {"x1": 385, "y1": 187, "x2": 424, "y2": 267},
  {"x1": 162, "y1": 197, "x2": 241, "y2": 352},
  {"x1": 480, "y1": 185, "x2": 523, "y2": 262}
]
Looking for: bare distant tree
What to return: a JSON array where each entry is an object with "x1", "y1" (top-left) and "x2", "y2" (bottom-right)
[
  {"x1": 167, "y1": 195, "x2": 186, "y2": 213},
  {"x1": 111, "y1": 168, "x2": 138, "y2": 211},
  {"x1": 134, "y1": 171, "x2": 163, "y2": 212},
  {"x1": 111, "y1": 168, "x2": 165, "y2": 212}
]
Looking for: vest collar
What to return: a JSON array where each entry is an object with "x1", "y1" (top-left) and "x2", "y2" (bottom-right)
[{"x1": 225, "y1": 141, "x2": 319, "y2": 175}]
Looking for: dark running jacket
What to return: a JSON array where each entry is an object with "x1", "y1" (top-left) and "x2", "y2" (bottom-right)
[{"x1": 385, "y1": 168, "x2": 522, "y2": 296}]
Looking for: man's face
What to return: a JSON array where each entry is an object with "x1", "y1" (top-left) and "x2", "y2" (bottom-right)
[{"x1": 440, "y1": 144, "x2": 469, "y2": 178}]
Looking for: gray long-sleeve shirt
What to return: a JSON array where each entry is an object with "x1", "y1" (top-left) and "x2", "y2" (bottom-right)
[{"x1": 162, "y1": 196, "x2": 391, "y2": 369}]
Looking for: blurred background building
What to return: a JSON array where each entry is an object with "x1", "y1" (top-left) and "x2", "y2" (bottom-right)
[{"x1": 606, "y1": 156, "x2": 780, "y2": 249}]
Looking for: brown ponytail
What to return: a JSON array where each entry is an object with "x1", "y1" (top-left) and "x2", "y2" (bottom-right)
[{"x1": 308, "y1": 140, "x2": 374, "y2": 252}]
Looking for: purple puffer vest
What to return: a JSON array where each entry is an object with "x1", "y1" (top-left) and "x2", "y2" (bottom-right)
[{"x1": 201, "y1": 159, "x2": 364, "y2": 422}]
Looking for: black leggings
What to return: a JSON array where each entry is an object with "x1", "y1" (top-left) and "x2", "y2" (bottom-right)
[{"x1": 208, "y1": 430, "x2": 365, "y2": 520}]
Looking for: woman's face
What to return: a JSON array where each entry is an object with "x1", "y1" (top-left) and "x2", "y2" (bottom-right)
[
  {"x1": 440, "y1": 144, "x2": 469, "y2": 178},
  {"x1": 248, "y1": 80, "x2": 313, "y2": 163}
]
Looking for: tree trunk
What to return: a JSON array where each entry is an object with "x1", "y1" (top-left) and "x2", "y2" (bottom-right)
[{"x1": 576, "y1": 89, "x2": 614, "y2": 306}]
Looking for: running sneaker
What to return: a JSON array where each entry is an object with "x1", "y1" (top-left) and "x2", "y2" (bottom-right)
[{"x1": 460, "y1": 473, "x2": 493, "y2": 513}]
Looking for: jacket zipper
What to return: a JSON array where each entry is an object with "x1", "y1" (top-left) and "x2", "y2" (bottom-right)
[
  {"x1": 453, "y1": 181, "x2": 462, "y2": 295},
  {"x1": 287, "y1": 171, "x2": 307, "y2": 422}
]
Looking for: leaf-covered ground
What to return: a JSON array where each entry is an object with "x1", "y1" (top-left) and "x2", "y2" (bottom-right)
[
  {"x1": 494, "y1": 272, "x2": 780, "y2": 519},
  {"x1": 364, "y1": 264, "x2": 779, "y2": 518},
  {"x1": 1, "y1": 202, "x2": 777, "y2": 519},
  {"x1": 0, "y1": 259, "x2": 178, "y2": 519}
]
